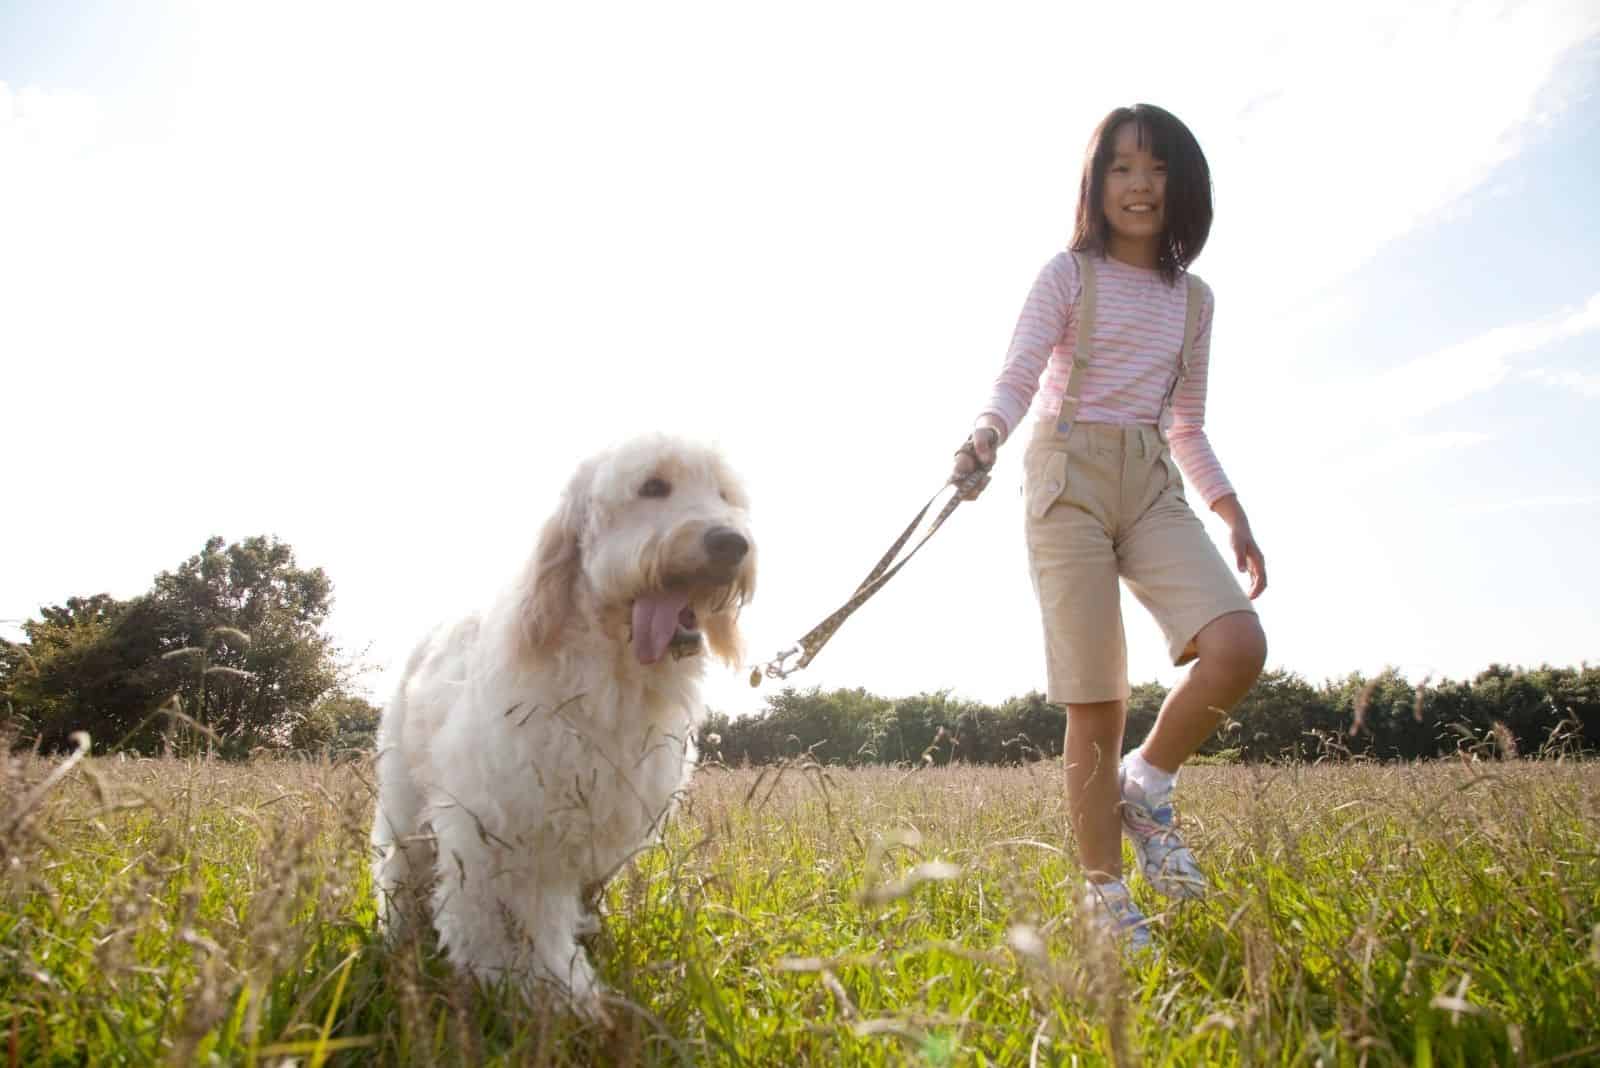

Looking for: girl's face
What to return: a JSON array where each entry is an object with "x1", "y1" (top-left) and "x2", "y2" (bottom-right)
[{"x1": 1100, "y1": 121, "x2": 1167, "y2": 261}]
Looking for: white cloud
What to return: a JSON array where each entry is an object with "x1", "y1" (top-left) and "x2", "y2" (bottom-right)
[
  {"x1": 0, "y1": 81, "x2": 101, "y2": 150},
  {"x1": 1525, "y1": 368, "x2": 1600, "y2": 398},
  {"x1": 1283, "y1": 289, "x2": 1600, "y2": 467},
  {"x1": 1459, "y1": 493, "x2": 1600, "y2": 515},
  {"x1": 1375, "y1": 292, "x2": 1600, "y2": 415},
  {"x1": 1333, "y1": 431, "x2": 1496, "y2": 483},
  {"x1": 1197, "y1": 2, "x2": 1600, "y2": 340}
]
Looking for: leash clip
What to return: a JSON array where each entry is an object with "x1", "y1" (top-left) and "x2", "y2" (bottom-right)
[{"x1": 751, "y1": 643, "x2": 803, "y2": 686}]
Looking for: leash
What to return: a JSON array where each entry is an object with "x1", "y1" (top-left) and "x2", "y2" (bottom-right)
[{"x1": 750, "y1": 447, "x2": 994, "y2": 687}]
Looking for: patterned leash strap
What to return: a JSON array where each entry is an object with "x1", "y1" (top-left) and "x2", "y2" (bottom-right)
[{"x1": 752, "y1": 452, "x2": 993, "y2": 686}]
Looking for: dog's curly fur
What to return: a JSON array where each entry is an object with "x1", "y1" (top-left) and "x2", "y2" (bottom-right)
[{"x1": 370, "y1": 434, "x2": 756, "y2": 1010}]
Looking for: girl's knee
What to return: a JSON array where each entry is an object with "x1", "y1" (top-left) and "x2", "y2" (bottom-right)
[
  {"x1": 1237, "y1": 614, "x2": 1267, "y2": 667},
  {"x1": 1199, "y1": 612, "x2": 1266, "y2": 682}
]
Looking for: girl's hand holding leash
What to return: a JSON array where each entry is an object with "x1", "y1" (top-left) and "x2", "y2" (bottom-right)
[
  {"x1": 951, "y1": 425, "x2": 1001, "y2": 500},
  {"x1": 1213, "y1": 493, "x2": 1267, "y2": 599}
]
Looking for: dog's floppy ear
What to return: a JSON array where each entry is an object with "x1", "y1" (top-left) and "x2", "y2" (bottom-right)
[
  {"x1": 702, "y1": 607, "x2": 745, "y2": 669},
  {"x1": 519, "y1": 477, "x2": 586, "y2": 657}
]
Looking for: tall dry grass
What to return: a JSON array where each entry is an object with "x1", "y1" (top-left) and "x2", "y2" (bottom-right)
[{"x1": 3, "y1": 741, "x2": 1597, "y2": 1065}]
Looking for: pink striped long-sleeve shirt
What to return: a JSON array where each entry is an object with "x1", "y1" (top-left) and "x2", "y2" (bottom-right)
[{"x1": 979, "y1": 251, "x2": 1235, "y2": 506}]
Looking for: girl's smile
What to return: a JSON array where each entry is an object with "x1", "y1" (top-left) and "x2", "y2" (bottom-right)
[{"x1": 1101, "y1": 121, "x2": 1167, "y2": 267}]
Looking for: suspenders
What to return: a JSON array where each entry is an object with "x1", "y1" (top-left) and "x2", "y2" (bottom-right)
[{"x1": 1062, "y1": 251, "x2": 1202, "y2": 440}]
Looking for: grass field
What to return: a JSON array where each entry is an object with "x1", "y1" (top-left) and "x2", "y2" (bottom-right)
[{"x1": 3, "y1": 746, "x2": 1597, "y2": 1066}]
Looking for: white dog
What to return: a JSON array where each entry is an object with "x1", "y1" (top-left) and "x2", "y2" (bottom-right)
[{"x1": 370, "y1": 434, "x2": 756, "y2": 1010}]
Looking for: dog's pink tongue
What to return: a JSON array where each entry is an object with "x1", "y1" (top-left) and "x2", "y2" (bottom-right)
[{"x1": 632, "y1": 591, "x2": 692, "y2": 665}]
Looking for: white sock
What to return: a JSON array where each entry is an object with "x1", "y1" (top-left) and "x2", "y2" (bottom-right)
[{"x1": 1121, "y1": 750, "x2": 1176, "y2": 805}]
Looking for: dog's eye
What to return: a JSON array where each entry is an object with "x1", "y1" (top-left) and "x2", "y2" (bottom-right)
[{"x1": 640, "y1": 477, "x2": 671, "y2": 499}]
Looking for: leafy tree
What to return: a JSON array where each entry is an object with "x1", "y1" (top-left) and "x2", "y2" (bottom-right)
[
  {"x1": 992, "y1": 691, "x2": 1065, "y2": 764},
  {"x1": 288, "y1": 693, "x2": 383, "y2": 755},
  {"x1": 1218, "y1": 669, "x2": 1337, "y2": 761},
  {"x1": 147, "y1": 535, "x2": 342, "y2": 750},
  {"x1": 1, "y1": 594, "x2": 165, "y2": 752},
  {"x1": 2, "y1": 536, "x2": 356, "y2": 755}
]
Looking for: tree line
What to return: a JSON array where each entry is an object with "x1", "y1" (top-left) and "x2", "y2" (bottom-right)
[
  {"x1": 2, "y1": 536, "x2": 378, "y2": 757},
  {"x1": 5, "y1": 534, "x2": 1594, "y2": 764},
  {"x1": 700, "y1": 664, "x2": 1599, "y2": 767}
]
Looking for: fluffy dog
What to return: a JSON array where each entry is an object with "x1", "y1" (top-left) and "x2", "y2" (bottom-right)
[{"x1": 369, "y1": 434, "x2": 756, "y2": 1010}]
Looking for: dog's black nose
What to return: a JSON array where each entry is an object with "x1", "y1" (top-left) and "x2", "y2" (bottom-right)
[{"x1": 704, "y1": 526, "x2": 749, "y2": 565}]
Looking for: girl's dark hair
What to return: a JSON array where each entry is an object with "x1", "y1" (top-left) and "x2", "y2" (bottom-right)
[{"x1": 1069, "y1": 104, "x2": 1212, "y2": 284}]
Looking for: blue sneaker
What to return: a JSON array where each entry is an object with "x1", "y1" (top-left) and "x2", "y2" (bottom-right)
[
  {"x1": 1119, "y1": 772, "x2": 1207, "y2": 900},
  {"x1": 1082, "y1": 879, "x2": 1153, "y2": 955}
]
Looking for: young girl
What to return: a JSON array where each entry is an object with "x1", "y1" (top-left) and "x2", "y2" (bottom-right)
[{"x1": 951, "y1": 104, "x2": 1267, "y2": 953}]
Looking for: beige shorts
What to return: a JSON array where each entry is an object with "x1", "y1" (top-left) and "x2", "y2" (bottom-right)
[{"x1": 1022, "y1": 420, "x2": 1255, "y2": 704}]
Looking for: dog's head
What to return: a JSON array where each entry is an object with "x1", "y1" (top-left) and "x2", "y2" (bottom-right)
[{"x1": 519, "y1": 434, "x2": 756, "y2": 668}]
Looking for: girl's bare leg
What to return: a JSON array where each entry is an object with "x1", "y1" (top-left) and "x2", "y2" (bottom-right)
[
  {"x1": 1063, "y1": 699, "x2": 1127, "y2": 881},
  {"x1": 1140, "y1": 611, "x2": 1267, "y2": 771}
]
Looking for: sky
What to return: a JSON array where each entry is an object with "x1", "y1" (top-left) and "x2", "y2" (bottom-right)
[{"x1": 3, "y1": 0, "x2": 1598, "y2": 721}]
